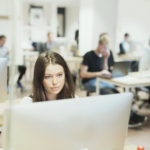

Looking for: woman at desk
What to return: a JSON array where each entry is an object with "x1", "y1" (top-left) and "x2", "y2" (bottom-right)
[{"x1": 22, "y1": 52, "x2": 75, "y2": 102}]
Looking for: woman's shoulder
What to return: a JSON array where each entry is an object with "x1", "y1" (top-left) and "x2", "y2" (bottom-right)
[
  {"x1": 20, "y1": 95, "x2": 79, "y2": 103},
  {"x1": 20, "y1": 96, "x2": 33, "y2": 104}
]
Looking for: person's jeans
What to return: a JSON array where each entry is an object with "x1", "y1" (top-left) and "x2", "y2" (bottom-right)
[{"x1": 83, "y1": 78, "x2": 116, "y2": 94}]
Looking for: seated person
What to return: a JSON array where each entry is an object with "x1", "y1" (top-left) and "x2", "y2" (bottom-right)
[
  {"x1": 119, "y1": 33, "x2": 139, "y2": 71},
  {"x1": 99, "y1": 33, "x2": 114, "y2": 72},
  {"x1": 38, "y1": 32, "x2": 57, "y2": 54},
  {"x1": 80, "y1": 36, "x2": 147, "y2": 127},
  {"x1": 80, "y1": 37, "x2": 117, "y2": 95},
  {"x1": 119, "y1": 33, "x2": 130, "y2": 55},
  {"x1": 22, "y1": 51, "x2": 75, "y2": 103}
]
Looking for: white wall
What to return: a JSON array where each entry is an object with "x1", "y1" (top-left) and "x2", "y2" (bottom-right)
[
  {"x1": 79, "y1": 0, "x2": 118, "y2": 56},
  {"x1": 79, "y1": 0, "x2": 94, "y2": 55},
  {"x1": 0, "y1": 0, "x2": 11, "y2": 48},
  {"x1": 0, "y1": 0, "x2": 23, "y2": 64},
  {"x1": 12, "y1": 0, "x2": 24, "y2": 64},
  {"x1": 65, "y1": 6, "x2": 79, "y2": 45},
  {"x1": 22, "y1": 0, "x2": 80, "y2": 54},
  {"x1": 116, "y1": 0, "x2": 150, "y2": 53},
  {"x1": 22, "y1": 1, "x2": 57, "y2": 43}
]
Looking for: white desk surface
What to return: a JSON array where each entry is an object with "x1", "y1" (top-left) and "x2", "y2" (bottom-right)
[
  {"x1": 115, "y1": 54, "x2": 141, "y2": 62},
  {"x1": 99, "y1": 75, "x2": 150, "y2": 87},
  {"x1": 102, "y1": 71, "x2": 150, "y2": 86},
  {"x1": 96, "y1": 71, "x2": 150, "y2": 95}
]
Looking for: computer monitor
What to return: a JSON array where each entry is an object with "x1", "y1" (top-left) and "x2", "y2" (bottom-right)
[
  {"x1": 0, "y1": 58, "x2": 7, "y2": 103},
  {"x1": 112, "y1": 61, "x2": 131, "y2": 78},
  {"x1": 3, "y1": 93, "x2": 133, "y2": 150},
  {"x1": 139, "y1": 47, "x2": 150, "y2": 71}
]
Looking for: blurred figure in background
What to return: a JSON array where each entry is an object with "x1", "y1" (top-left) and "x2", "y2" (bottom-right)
[
  {"x1": 0, "y1": 35, "x2": 26, "y2": 90},
  {"x1": 0, "y1": 35, "x2": 9, "y2": 60},
  {"x1": 119, "y1": 33, "x2": 139, "y2": 72},
  {"x1": 119, "y1": 33, "x2": 130, "y2": 55},
  {"x1": 38, "y1": 32, "x2": 56, "y2": 54},
  {"x1": 0, "y1": 35, "x2": 9, "y2": 86},
  {"x1": 75, "y1": 29, "x2": 79, "y2": 48},
  {"x1": 46, "y1": 32, "x2": 54, "y2": 50},
  {"x1": 99, "y1": 33, "x2": 114, "y2": 72},
  {"x1": 80, "y1": 37, "x2": 118, "y2": 95}
]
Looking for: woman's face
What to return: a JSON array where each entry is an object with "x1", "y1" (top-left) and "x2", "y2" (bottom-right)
[{"x1": 43, "y1": 63, "x2": 65, "y2": 96}]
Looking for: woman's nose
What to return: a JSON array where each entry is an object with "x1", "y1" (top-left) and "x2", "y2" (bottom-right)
[{"x1": 52, "y1": 77, "x2": 58, "y2": 85}]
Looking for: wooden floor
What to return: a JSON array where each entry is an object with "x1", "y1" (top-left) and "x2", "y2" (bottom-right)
[
  {"x1": 126, "y1": 115, "x2": 150, "y2": 149},
  {"x1": 0, "y1": 82, "x2": 150, "y2": 149},
  {"x1": 77, "y1": 90, "x2": 150, "y2": 149}
]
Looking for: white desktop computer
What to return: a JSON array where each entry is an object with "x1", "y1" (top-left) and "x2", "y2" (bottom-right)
[{"x1": 3, "y1": 93, "x2": 133, "y2": 150}]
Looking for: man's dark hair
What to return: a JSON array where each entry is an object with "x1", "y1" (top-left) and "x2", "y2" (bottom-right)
[
  {"x1": 0, "y1": 35, "x2": 6, "y2": 40},
  {"x1": 124, "y1": 33, "x2": 129, "y2": 37}
]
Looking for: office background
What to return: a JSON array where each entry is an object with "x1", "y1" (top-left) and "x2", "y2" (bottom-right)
[{"x1": 0, "y1": 0, "x2": 150, "y2": 149}]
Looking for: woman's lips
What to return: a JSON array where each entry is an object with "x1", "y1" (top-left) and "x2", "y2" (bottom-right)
[{"x1": 51, "y1": 87, "x2": 60, "y2": 91}]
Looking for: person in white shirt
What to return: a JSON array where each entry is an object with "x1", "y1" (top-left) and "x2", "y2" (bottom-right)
[
  {"x1": 22, "y1": 51, "x2": 75, "y2": 103},
  {"x1": 0, "y1": 35, "x2": 9, "y2": 60},
  {"x1": 0, "y1": 35, "x2": 26, "y2": 90},
  {"x1": 38, "y1": 32, "x2": 57, "y2": 54}
]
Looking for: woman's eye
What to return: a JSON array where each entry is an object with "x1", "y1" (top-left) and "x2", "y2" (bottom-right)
[
  {"x1": 57, "y1": 74, "x2": 63, "y2": 77},
  {"x1": 44, "y1": 76, "x2": 52, "y2": 79}
]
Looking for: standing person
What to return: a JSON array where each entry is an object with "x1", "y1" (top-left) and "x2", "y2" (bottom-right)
[
  {"x1": 0, "y1": 35, "x2": 9, "y2": 60},
  {"x1": 119, "y1": 33, "x2": 130, "y2": 55},
  {"x1": 22, "y1": 51, "x2": 75, "y2": 102},
  {"x1": 80, "y1": 37, "x2": 116, "y2": 94},
  {"x1": 0, "y1": 35, "x2": 9, "y2": 87},
  {"x1": 75, "y1": 29, "x2": 79, "y2": 48},
  {"x1": 17, "y1": 65, "x2": 26, "y2": 89},
  {"x1": 0, "y1": 35, "x2": 26, "y2": 90}
]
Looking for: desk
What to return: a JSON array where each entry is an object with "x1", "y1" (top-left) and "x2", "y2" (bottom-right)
[
  {"x1": 96, "y1": 71, "x2": 150, "y2": 95},
  {"x1": 65, "y1": 56, "x2": 82, "y2": 73},
  {"x1": 115, "y1": 54, "x2": 141, "y2": 62}
]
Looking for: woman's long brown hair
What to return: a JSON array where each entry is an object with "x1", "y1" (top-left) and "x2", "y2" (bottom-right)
[{"x1": 33, "y1": 52, "x2": 75, "y2": 102}]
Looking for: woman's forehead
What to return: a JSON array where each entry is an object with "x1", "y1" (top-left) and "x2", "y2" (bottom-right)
[{"x1": 45, "y1": 64, "x2": 64, "y2": 74}]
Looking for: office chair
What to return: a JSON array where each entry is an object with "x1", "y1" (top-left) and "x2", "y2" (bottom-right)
[
  {"x1": 138, "y1": 87, "x2": 150, "y2": 109},
  {"x1": 134, "y1": 47, "x2": 150, "y2": 109}
]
